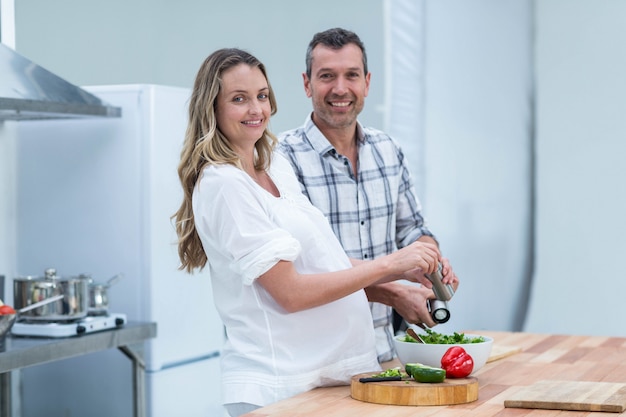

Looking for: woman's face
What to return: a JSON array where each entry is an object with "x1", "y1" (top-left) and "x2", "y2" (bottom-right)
[{"x1": 215, "y1": 63, "x2": 271, "y2": 152}]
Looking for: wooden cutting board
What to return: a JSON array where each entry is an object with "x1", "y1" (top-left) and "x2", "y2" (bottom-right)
[
  {"x1": 487, "y1": 344, "x2": 522, "y2": 362},
  {"x1": 350, "y1": 372, "x2": 478, "y2": 406},
  {"x1": 504, "y1": 380, "x2": 626, "y2": 413}
]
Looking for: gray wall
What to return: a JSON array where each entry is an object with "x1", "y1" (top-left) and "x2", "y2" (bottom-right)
[
  {"x1": 10, "y1": 0, "x2": 626, "y2": 337},
  {"x1": 14, "y1": 0, "x2": 385, "y2": 133},
  {"x1": 14, "y1": 0, "x2": 536, "y2": 337},
  {"x1": 9, "y1": 0, "x2": 533, "y2": 337},
  {"x1": 5, "y1": 2, "x2": 625, "y2": 416},
  {"x1": 524, "y1": 0, "x2": 626, "y2": 336},
  {"x1": 420, "y1": 0, "x2": 533, "y2": 334}
]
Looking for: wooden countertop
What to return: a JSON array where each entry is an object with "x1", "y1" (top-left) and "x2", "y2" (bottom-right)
[{"x1": 243, "y1": 330, "x2": 626, "y2": 416}]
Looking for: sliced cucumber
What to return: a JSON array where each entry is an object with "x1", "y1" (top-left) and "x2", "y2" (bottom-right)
[{"x1": 405, "y1": 362, "x2": 446, "y2": 383}]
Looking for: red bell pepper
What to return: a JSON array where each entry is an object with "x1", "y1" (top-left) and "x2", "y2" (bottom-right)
[{"x1": 441, "y1": 346, "x2": 474, "y2": 378}]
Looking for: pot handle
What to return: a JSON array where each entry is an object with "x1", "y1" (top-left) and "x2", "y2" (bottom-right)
[
  {"x1": 17, "y1": 294, "x2": 65, "y2": 314},
  {"x1": 106, "y1": 273, "x2": 124, "y2": 287}
]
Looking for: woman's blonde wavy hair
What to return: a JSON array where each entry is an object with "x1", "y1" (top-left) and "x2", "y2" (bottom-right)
[{"x1": 173, "y1": 48, "x2": 278, "y2": 273}]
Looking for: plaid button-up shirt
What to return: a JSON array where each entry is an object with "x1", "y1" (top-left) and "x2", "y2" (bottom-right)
[{"x1": 278, "y1": 114, "x2": 434, "y2": 362}]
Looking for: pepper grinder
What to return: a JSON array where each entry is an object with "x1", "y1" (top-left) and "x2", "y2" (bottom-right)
[{"x1": 425, "y1": 263, "x2": 454, "y2": 324}]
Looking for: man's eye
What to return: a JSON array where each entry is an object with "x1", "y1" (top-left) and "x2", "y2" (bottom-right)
[{"x1": 320, "y1": 73, "x2": 333, "y2": 79}]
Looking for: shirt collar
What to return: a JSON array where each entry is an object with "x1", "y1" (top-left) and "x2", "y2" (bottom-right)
[{"x1": 304, "y1": 112, "x2": 365, "y2": 159}]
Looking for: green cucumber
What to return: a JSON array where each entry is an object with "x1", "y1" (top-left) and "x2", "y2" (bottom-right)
[{"x1": 405, "y1": 363, "x2": 446, "y2": 383}]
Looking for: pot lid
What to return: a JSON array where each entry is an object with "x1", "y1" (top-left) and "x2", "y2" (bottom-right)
[{"x1": 14, "y1": 268, "x2": 86, "y2": 282}]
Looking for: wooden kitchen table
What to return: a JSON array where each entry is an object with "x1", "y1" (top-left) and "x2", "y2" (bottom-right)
[{"x1": 243, "y1": 330, "x2": 626, "y2": 416}]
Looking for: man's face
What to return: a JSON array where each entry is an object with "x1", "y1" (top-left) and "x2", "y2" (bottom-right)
[{"x1": 304, "y1": 43, "x2": 370, "y2": 132}]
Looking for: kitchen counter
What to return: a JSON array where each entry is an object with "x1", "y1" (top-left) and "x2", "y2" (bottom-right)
[
  {"x1": 0, "y1": 321, "x2": 157, "y2": 417},
  {"x1": 243, "y1": 330, "x2": 626, "y2": 416}
]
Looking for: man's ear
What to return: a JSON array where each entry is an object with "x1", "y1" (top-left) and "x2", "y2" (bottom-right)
[{"x1": 303, "y1": 73, "x2": 312, "y2": 98}]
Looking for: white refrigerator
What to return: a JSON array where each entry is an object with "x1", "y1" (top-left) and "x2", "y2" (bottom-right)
[{"x1": 14, "y1": 85, "x2": 225, "y2": 417}]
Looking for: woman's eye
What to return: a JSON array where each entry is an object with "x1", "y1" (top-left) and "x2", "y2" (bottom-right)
[
  {"x1": 233, "y1": 96, "x2": 244, "y2": 103},
  {"x1": 258, "y1": 93, "x2": 268, "y2": 100}
]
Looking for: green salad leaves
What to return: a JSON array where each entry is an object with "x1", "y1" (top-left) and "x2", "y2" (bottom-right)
[
  {"x1": 402, "y1": 328, "x2": 485, "y2": 344},
  {"x1": 370, "y1": 367, "x2": 406, "y2": 378}
]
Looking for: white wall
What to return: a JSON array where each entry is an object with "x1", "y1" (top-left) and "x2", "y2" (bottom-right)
[
  {"x1": 524, "y1": 0, "x2": 626, "y2": 336},
  {"x1": 386, "y1": 0, "x2": 533, "y2": 334}
]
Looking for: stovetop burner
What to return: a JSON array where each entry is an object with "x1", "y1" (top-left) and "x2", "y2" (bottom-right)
[{"x1": 11, "y1": 313, "x2": 127, "y2": 338}]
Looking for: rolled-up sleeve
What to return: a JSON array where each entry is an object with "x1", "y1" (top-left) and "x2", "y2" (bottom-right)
[{"x1": 233, "y1": 235, "x2": 300, "y2": 285}]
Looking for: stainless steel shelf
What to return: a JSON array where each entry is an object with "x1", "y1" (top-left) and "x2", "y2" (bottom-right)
[{"x1": 0, "y1": 321, "x2": 157, "y2": 417}]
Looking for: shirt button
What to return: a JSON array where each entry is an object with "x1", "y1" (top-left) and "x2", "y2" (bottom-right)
[
  {"x1": 363, "y1": 254, "x2": 369, "y2": 259},
  {"x1": 360, "y1": 220, "x2": 365, "y2": 225}
]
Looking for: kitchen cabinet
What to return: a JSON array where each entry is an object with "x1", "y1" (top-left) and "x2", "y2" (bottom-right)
[
  {"x1": 0, "y1": 321, "x2": 156, "y2": 417},
  {"x1": 243, "y1": 330, "x2": 626, "y2": 416}
]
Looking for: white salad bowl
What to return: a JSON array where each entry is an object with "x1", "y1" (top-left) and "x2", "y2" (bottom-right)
[{"x1": 393, "y1": 332, "x2": 494, "y2": 375}]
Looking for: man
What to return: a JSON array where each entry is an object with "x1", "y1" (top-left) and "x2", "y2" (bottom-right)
[{"x1": 278, "y1": 27, "x2": 459, "y2": 363}]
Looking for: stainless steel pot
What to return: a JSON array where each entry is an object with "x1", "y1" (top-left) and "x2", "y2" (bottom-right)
[
  {"x1": 84, "y1": 273, "x2": 122, "y2": 316},
  {"x1": 13, "y1": 268, "x2": 89, "y2": 322}
]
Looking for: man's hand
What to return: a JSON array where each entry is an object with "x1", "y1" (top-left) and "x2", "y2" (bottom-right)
[
  {"x1": 364, "y1": 282, "x2": 438, "y2": 328},
  {"x1": 391, "y1": 284, "x2": 439, "y2": 328}
]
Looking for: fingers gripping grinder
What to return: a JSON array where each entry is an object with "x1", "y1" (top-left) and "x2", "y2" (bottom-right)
[{"x1": 425, "y1": 263, "x2": 454, "y2": 324}]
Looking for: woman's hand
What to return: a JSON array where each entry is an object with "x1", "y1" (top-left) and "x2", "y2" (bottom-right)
[
  {"x1": 390, "y1": 240, "x2": 440, "y2": 276},
  {"x1": 399, "y1": 256, "x2": 458, "y2": 291},
  {"x1": 440, "y1": 257, "x2": 459, "y2": 291}
]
